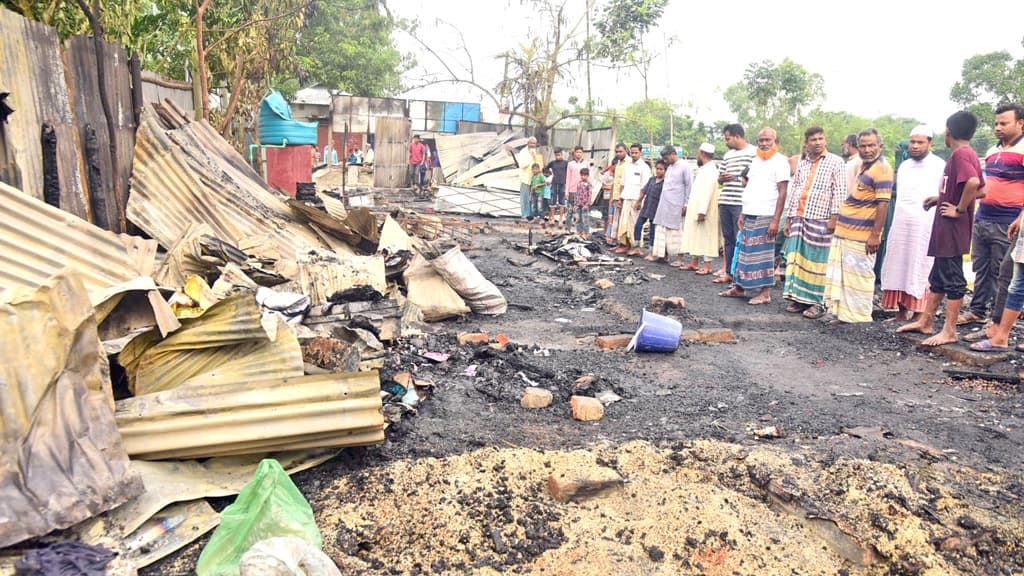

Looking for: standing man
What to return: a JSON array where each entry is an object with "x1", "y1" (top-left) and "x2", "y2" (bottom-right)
[
  {"x1": 605, "y1": 144, "x2": 628, "y2": 244},
  {"x1": 651, "y1": 146, "x2": 693, "y2": 263},
  {"x1": 679, "y1": 142, "x2": 721, "y2": 273},
  {"x1": 545, "y1": 148, "x2": 569, "y2": 228},
  {"x1": 824, "y1": 128, "x2": 893, "y2": 323},
  {"x1": 615, "y1": 143, "x2": 652, "y2": 254},
  {"x1": 782, "y1": 126, "x2": 847, "y2": 319},
  {"x1": 899, "y1": 111, "x2": 985, "y2": 345},
  {"x1": 408, "y1": 135, "x2": 427, "y2": 194},
  {"x1": 716, "y1": 124, "x2": 757, "y2": 284},
  {"x1": 719, "y1": 128, "x2": 789, "y2": 305},
  {"x1": 514, "y1": 137, "x2": 543, "y2": 220},
  {"x1": 880, "y1": 126, "x2": 946, "y2": 323},
  {"x1": 961, "y1": 103, "x2": 1024, "y2": 325}
]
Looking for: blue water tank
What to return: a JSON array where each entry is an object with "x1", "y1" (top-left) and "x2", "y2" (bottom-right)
[{"x1": 258, "y1": 91, "x2": 318, "y2": 146}]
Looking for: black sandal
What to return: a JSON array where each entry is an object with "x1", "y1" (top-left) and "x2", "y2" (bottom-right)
[
  {"x1": 786, "y1": 302, "x2": 809, "y2": 314},
  {"x1": 803, "y1": 305, "x2": 826, "y2": 320}
]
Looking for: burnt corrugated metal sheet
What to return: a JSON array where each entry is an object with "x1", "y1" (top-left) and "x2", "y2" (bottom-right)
[
  {"x1": 374, "y1": 116, "x2": 411, "y2": 188},
  {"x1": 0, "y1": 181, "x2": 152, "y2": 304},
  {"x1": 119, "y1": 294, "x2": 304, "y2": 395},
  {"x1": 127, "y1": 109, "x2": 325, "y2": 259},
  {"x1": 64, "y1": 35, "x2": 136, "y2": 232},
  {"x1": 115, "y1": 371, "x2": 385, "y2": 459},
  {"x1": 0, "y1": 7, "x2": 88, "y2": 218},
  {"x1": 0, "y1": 272, "x2": 143, "y2": 547}
]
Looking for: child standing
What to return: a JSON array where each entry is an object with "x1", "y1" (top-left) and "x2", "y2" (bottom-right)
[
  {"x1": 542, "y1": 167, "x2": 553, "y2": 225},
  {"x1": 573, "y1": 168, "x2": 593, "y2": 236},
  {"x1": 529, "y1": 163, "x2": 545, "y2": 220},
  {"x1": 898, "y1": 111, "x2": 985, "y2": 345},
  {"x1": 546, "y1": 148, "x2": 569, "y2": 227}
]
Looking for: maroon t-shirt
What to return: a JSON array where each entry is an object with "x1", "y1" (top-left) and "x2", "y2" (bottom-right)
[{"x1": 928, "y1": 146, "x2": 985, "y2": 258}]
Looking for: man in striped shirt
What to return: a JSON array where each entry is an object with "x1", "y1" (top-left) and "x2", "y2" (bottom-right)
[
  {"x1": 782, "y1": 126, "x2": 847, "y2": 319},
  {"x1": 716, "y1": 124, "x2": 756, "y2": 284},
  {"x1": 824, "y1": 128, "x2": 893, "y2": 323}
]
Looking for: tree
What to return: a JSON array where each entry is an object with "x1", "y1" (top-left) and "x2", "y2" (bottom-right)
[
  {"x1": 592, "y1": 0, "x2": 669, "y2": 100},
  {"x1": 296, "y1": 0, "x2": 407, "y2": 97},
  {"x1": 607, "y1": 99, "x2": 719, "y2": 154},
  {"x1": 723, "y1": 58, "x2": 825, "y2": 152},
  {"x1": 949, "y1": 42, "x2": 1023, "y2": 153}
]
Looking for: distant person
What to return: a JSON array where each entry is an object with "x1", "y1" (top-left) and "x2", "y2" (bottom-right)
[
  {"x1": 843, "y1": 133, "x2": 862, "y2": 198},
  {"x1": 652, "y1": 145, "x2": 693, "y2": 265},
  {"x1": 824, "y1": 128, "x2": 893, "y2": 323},
  {"x1": 716, "y1": 124, "x2": 756, "y2": 284},
  {"x1": 960, "y1": 103, "x2": 1024, "y2": 325},
  {"x1": 880, "y1": 125, "x2": 945, "y2": 324},
  {"x1": 615, "y1": 143, "x2": 652, "y2": 254},
  {"x1": 635, "y1": 160, "x2": 665, "y2": 259},
  {"x1": 323, "y1": 143, "x2": 338, "y2": 165},
  {"x1": 719, "y1": 128, "x2": 789, "y2": 305},
  {"x1": 514, "y1": 137, "x2": 543, "y2": 220},
  {"x1": 605, "y1": 144, "x2": 628, "y2": 245},
  {"x1": 545, "y1": 148, "x2": 569, "y2": 228},
  {"x1": 679, "y1": 142, "x2": 721, "y2": 273},
  {"x1": 529, "y1": 163, "x2": 545, "y2": 219},
  {"x1": 782, "y1": 126, "x2": 847, "y2": 320},
  {"x1": 572, "y1": 168, "x2": 593, "y2": 236},
  {"x1": 898, "y1": 111, "x2": 985, "y2": 345},
  {"x1": 347, "y1": 148, "x2": 360, "y2": 165},
  {"x1": 363, "y1": 145, "x2": 374, "y2": 167},
  {"x1": 408, "y1": 135, "x2": 427, "y2": 193}
]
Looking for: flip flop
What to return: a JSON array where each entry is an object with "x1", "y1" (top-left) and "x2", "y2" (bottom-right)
[
  {"x1": 786, "y1": 302, "x2": 809, "y2": 313},
  {"x1": 748, "y1": 296, "x2": 771, "y2": 305},
  {"x1": 695, "y1": 269, "x2": 713, "y2": 275},
  {"x1": 712, "y1": 276, "x2": 732, "y2": 284},
  {"x1": 669, "y1": 261, "x2": 687, "y2": 268},
  {"x1": 719, "y1": 289, "x2": 745, "y2": 298},
  {"x1": 963, "y1": 330, "x2": 991, "y2": 343},
  {"x1": 969, "y1": 339, "x2": 1010, "y2": 352},
  {"x1": 956, "y1": 312, "x2": 985, "y2": 326},
  {"x1": 802, "y1": 305, "x2": 826, "y2": 320}
]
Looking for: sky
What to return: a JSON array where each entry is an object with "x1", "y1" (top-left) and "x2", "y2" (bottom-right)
[{"x1": 389, "y1": 0, "x2": 1022, "y2": 133}]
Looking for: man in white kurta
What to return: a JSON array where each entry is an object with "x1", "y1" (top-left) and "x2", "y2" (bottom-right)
[
  {"x1": 880, "y1": 126, "x2": 947, "y2": 322},
  {"x1": 679, "y1": 142, "x2": 721, "y2": 273},
  {"x1": 615, "y1": 144, "x2": 652, "y2": 253}
]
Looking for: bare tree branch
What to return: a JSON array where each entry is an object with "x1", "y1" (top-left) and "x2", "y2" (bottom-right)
[{"x1": 206, "y1": 1, "x2": 311, "y2": 54}]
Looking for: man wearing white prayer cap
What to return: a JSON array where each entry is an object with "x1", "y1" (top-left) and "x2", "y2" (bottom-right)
[
  {"x1": 679, "y1": 143, "x2": 722, "y2": 272},
  {"x1": 879, "y1": 125, "x2": 946, "y2": 322}
]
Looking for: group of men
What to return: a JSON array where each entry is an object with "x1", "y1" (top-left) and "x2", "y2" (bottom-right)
[{"x1": 521, "y1": 103, "x2": 1024, "y2": 349}]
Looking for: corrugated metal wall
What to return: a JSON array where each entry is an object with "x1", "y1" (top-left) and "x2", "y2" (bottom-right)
[{"x1": 373, "y1": 116, "x2": 410, "y2": 189}]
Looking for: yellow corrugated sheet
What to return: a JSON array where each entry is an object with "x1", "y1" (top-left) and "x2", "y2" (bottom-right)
[
  {"x1": 0, "y1": 272, "x2": 143, "y2": 547},
  {"x1": 119, "y1": 293, "x2": 304, "y2": 395},
  {"x1": 115, "y1": 371, "x2": 385, "y2": 459}
]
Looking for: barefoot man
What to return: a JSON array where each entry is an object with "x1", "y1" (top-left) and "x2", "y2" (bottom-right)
[{"x1": 898, "y1": 111, "x2": 985, "y2": 345}]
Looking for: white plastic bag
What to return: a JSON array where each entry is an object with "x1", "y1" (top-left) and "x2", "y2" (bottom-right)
[
  {"x1": 239, "y1": 537, "x2": 341, "y2": 576},
  {"x1": 428, "y1": 246, "x2": 507, "y2": 315}
]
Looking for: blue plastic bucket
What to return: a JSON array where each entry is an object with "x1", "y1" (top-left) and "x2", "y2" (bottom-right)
[{"x1": 631, "y1": 309, "x2": 682, "y2": 353}]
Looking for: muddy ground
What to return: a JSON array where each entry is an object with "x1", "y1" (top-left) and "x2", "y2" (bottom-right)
[{"x1": 145, "y1": 213, "x2": 1024, "y2": 575}]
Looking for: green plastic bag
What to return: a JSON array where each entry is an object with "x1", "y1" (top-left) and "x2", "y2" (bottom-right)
[{"x1": 196, "y1": 459, "x2": 322, "y2": 576}]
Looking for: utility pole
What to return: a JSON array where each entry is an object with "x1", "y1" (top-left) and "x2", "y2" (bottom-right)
[
  {"x1": 664, "y1": 32, "x2": 673, "y2": 146},
  {"x1": 585, "y1": 0, "x2": 593, "y2": 129}
]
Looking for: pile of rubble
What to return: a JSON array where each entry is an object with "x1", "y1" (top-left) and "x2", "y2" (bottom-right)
[
  {"x1": 432, "y1": 131, "x2": 530, "y2": 217},
  {"x1": 0, "y1": 102, "x2": 507, "y2": 574}
]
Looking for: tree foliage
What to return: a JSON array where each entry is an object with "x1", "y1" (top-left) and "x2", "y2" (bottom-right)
[
  {"x1": 949, "y1": 41, "x2": 1023, "y2": 153},
  {"x1": 295, "y1": 0, "x2": 407, "y2": 97},
  {"x1": 592, "y1": 0, "x2": 668, "y2": 99},
  {"x1": 724, "y1": 58, "x2": 825, "y2": 150}
]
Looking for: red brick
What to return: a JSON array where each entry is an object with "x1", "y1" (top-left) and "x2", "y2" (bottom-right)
[
  {"x1": 520, "y1": 387, "x2": 553, "y2": 409},
  {"x1": 680, "y1": 328, "x2": 736, "y2": 343},
  {"x1": 458, "y1": 332, "x2": 490, "y2": 345},
  {"x1": 595, "y1": 334, "x2": 633, "y2": 350},
  {"x1": 570, "y1": 396, "x2": 604, "y2": 421}
]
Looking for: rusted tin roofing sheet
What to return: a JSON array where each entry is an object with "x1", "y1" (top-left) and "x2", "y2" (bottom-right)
[
  {"x1": 0, "y1": 272, "x2": 143, "y2": 547},
  {"x1": 0, "y1": 7, "x2": 88, "y2": 218},
  {"x1": 127, "y1": 108, "x2": 325, "y2": 259},
  {"x1": 115, "y1": 371, "x2": 385, "y2": 459},
  {"x1": 0, "y1": 181, "x2": 153, "y2": 305}
]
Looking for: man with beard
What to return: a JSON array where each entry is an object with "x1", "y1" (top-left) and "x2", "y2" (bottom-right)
[
  {"x1": 961, "y1": 103, "x2": 1024, "y2": 326},
  {"x1": 679, "y1": 143, "x2": 721, "y2": 273},
  {"x1": 719, "y1": 128, "x2": 789, "y2": 305},
  {"x1": 651, "y1": 146, "x2": 693, "y2": 263},
  {"x1": 605, "y1": 144, "x2": 628, "y2": 244},
  {"x1": 824, "y1": 128, "x2": 893, "y2": 323},
  {"x1": 899, "y1": 111, "x2": 985, "y2": 346},
  {"x1": 782, "y1": 126, "x2": 847, "y2": 319},
  {"x1": 880, "y1": 126, "x2": 946, "y2": 323}
]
